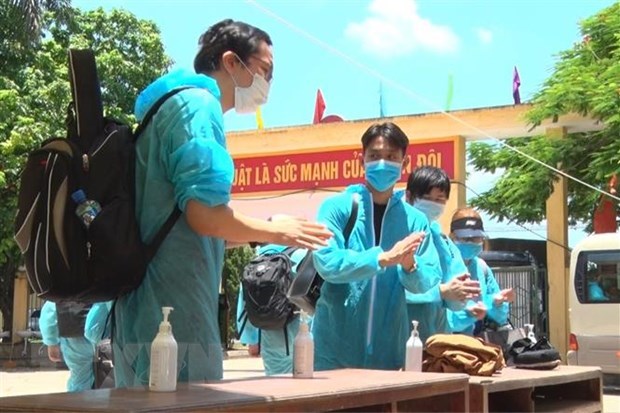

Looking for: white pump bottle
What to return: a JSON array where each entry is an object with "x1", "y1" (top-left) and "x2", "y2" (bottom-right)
[
  {"x1": 525, "y1": 323, "x2": 537, "y2": 343},
  {"x1": 149, "y1": 306, "x2": 178, "y2": 392},
  {"x1": 405, "y1": 320, "x2": 423, "y2": 372},
  {"x1": 293, "y1": 310, "x2": 314, "y2": 378}
]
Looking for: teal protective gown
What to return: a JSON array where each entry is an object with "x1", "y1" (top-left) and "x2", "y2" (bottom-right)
[
  {"x1": 84, "y1": 301, "x2": 112, "y2": 345},
  {"x1": 113, "y1": 69, "x2": 234, "y2": 386},
  {"x1": 447, "y1": 257, "x2": 509, "y2": 334},
  {"x1": 236, "y1": 245, "x2": 309, "y2": 375},
  {"x1": 40, "y1": 301, "x2": 96, "y2": 391},
  {"x1": 587, "y1": 281, "x2": 610, "y2": 302},
  {"x1": 312, "y1": 184, "x2": 441, "y2": 371},
  {"x1": 406, "y1": 221, "x2": 468, "y2": 343}
]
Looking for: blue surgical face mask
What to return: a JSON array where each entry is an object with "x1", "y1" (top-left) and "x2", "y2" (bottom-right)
[
  {"x1": 365, "y1": 160, "x2": 402, "y2": 192},
  {"x1": 455, "y1": 242, "x2": 483, "y2": 260},
  {"x1": 413, "y1": 199, "x2": 446, "y2": 222}
]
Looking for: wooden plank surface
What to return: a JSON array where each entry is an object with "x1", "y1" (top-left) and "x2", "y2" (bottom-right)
[
  {"x1": 468, "y1": 365, "x2": 601, "y2": 393},
  {"x1": 468, "y1": 365, "x2": 602, "y2": 413},
  {"x1": 0, "y1": 369, "x2": 469, "y2": 413}
]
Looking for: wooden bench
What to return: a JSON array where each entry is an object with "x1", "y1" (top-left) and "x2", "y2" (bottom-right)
[
  {"x1": 0, "y1": 369, "x2": 469, "y2": 412},
  {"x1": 468, "y1": 365, "x2": 602, "y2": 412}
]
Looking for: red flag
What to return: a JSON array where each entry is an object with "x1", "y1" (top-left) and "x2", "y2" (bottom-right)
[
  {"x1": 593, "y1": 174, "x2": 618, "y2": 233},
  {"x1": 513, "y1": 66, "x2": 521, "y2": 104},
  {"x1": 313, "y1": 89, "x2": 326, "y2": 124}
]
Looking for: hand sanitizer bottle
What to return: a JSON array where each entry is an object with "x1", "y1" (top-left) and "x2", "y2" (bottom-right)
[
  {"x1": 149, "y1": 307, "x2": 177, "y2": 392},
  {"x1": 293, "y1": 310, "x2": 314, "y2": 378},
  {"x1": 525, "y1": 324, "x2": 537, "y2": 343},
  {"x1": 405, "y1": 320, "x2": 423, "y2": 372}
]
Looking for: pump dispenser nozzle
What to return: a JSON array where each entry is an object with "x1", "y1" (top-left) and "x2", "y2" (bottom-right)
[
  {"x1": 159, "y1": 306, "x2": 174, "y2": 333},
  {"x1": 162, "y1": 307, "x2": 173, "y2": 322},
  {"x1": 296, "y1": 310, "x2": 310, "y2": 333},
  {"x1": 411, "y1": 320, "x2": 419, "y2": 336}
]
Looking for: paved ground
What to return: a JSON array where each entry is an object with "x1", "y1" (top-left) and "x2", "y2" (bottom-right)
[{"x1": 1, "y1": 355, "x2": 619, "y2": 412}]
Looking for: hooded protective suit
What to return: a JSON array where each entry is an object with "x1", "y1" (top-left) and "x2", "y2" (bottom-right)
[
  {"x1": 40, "y1": 301, "x2": 96, "y2": 392},
  {"x1": 406, "y1": 221, "x2": 468, "y2": 342},
  {"x1": 312, "y1": 184, "x2": 441, "y2": 370},
  {"x1": 113, "y1": 69, "x2": 234, "y2": 386}
]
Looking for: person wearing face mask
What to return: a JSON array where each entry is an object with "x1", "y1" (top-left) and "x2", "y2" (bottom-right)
[
  {"x1": 112, "y1": 19, "x2": 332, "y2": 387},
  {"x1": 312, "y1": 122, "x2": 442, "y2": 371},
  {"x1": 446, "y1": 208, "x2": 515, "y2": 335},
  {"x1": 404, "y1": 166, "x2": 481, "y2": 342}
]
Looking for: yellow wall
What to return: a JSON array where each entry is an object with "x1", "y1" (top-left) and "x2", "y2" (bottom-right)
[{"x1": 228, "y1": 119, "x2": 468, "y2": 232}]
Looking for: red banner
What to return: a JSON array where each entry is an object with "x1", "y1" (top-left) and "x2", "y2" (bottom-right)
[{"x1": 232, "y1": 139, "x2": 456, "y2": 195}]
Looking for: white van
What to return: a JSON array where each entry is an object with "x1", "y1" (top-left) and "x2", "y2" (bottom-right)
[{"x1": 567, "y1": 232, "x2": 620, "y2": 379}]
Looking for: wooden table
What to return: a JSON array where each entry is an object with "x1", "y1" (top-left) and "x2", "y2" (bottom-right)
[
  {"x1": 468, "y1": 365, "x2": 602, "y2": 412},
  {"x1": 0, "y1": 369, "x2": 469, "y2": 412}
]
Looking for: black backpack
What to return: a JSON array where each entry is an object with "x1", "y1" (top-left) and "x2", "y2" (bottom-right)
[
  {"x1": 13, "y1": 49, "x2": 182, "y2": 303},
  {"x1": 238, "y1": 247, "x2": 299, "y2": 354}
]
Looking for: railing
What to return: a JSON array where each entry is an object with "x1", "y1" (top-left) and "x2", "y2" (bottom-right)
[
  {"x1": 491, "y1": 265, "x2": 549, "y2": 337},
  {"x1": 27, "y1": 293, "x2": 44, "y2": 332}
]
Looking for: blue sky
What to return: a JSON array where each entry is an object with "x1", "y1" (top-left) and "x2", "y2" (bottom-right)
[
  {"x1": 73, "y1": 0, "x2": 613, "y2": 246},
  {"x1": 73, "y1": 0, "x2": 613, "y2": 131}
]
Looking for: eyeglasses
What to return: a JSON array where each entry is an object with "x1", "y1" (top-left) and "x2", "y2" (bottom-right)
[
  {"x1": 234, "y1": 54, "x2": 273, "y2": 82},
  {"x1": 249, "y1": 55, "x2": 273, "y2": 82}
]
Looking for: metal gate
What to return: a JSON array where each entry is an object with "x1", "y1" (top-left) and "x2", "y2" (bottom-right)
[{"x1": 491, "y1": 265, "x2": 548, "y2": 336}]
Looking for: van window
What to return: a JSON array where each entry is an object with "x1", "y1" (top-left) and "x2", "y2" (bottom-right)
[{"x1": 575, "y1": 250, "x2": 620, "y2": 304}]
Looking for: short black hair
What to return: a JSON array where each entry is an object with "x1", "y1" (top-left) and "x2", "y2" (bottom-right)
[
  {"x1": 406, "y1": 166, "x2": 451, "y2": 200},
  {"x1": 194, "y1": 19, "x2": 272, "y2": 74},
  {"x1": 360, "y1": 122, "x2": 409, "y2": 155}
]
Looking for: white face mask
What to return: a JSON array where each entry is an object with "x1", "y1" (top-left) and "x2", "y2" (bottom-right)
[
  {"x1": 413, "y1": 199, "x2": 446, "y2": 222},
  {"x1": 231, "y1": 58, "x2": 270, "y2": 114}
]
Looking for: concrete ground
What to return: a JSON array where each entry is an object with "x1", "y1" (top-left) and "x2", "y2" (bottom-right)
[{"x1": 1, "y1": 354, "x2": 619, "y2": 412}]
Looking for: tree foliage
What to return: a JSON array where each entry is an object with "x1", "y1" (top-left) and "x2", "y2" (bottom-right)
[
  {"x1": 7, "y1": 0, "x2": 72, "y2": 43},
  {"x1": 0, "y1": 7, "x2": 172, "y2": 330},
  {"x1": 469, "y1": 2, "x2": 620, "y2": 227},
  {"x1": 1, "y1": 0, "x2": 72, "y2": 78},
  {"x1": 220, "y1": 247, "x2": 255, "y2": 349}
]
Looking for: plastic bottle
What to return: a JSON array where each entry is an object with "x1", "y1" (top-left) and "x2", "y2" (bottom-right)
[
  {"x1": 525, "y1": 323, "x2": 537, "y2": 343},
  {"x1": 71, "y1": 190, "x2": 101, "y2": 228},
  {"x1": 405, "y1": 320, "x2": 423, "y2": 372},
  {"x1": 149, "y1": 307, "x2": 177, "y2": 392},
  {"x1": 293, "y1": 310, "x2": 314, "y2": 378}
]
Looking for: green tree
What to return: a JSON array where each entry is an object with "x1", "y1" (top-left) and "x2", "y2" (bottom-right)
[
  {"x1": 220, "y1": 247, "x2": 255, "y2": 349},
  {"x1": 1, "y1": 0, "x2": 72, "y2": 79},
  {"x1": 7, "y1": 0, "x2": 72, "y2": 42},
  {"x1": 468, "y1": 3, "x2": 620, "y2": 227},
  {"x1": 0, "y1": 7, "x2": 172, "y2": 331}
]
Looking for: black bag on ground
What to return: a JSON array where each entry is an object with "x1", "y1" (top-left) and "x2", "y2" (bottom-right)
[
  {"x1": 476, "y1": 319, "x2": 526, "y2": 363},
  {"x1": 287, "y1": 196, "x2": 358, "y2": 315},
  {"x1": 508, "y1": 336, "x2": 561, "y2": 370},
  {"x1": 13, "y1": 49, "x2": 183, "y2": 303}
]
